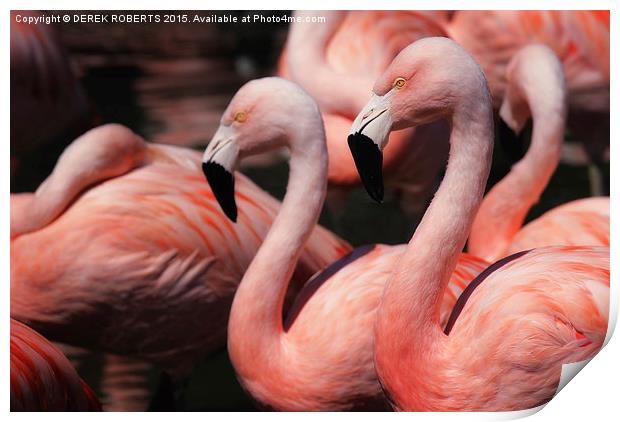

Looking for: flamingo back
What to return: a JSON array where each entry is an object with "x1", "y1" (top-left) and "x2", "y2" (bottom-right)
[
  {"x1": 10, "y1": 144, "x2": 350, "y2": 376},
  {"x1": 326, "y1": 11, "x2": 448, "y2": 80},
  {"x1": 508, "y1": 197, "x2": 609, "y2": 253},
  {"x1": 239, "y1": 244, "x2": 486, "y2": 411},
  {"x1": 433, "y1": 246, "x2": 609, "y2": 411},
  {"x1": 447, "y1": 11, "x2": 609, "y2": 110}
]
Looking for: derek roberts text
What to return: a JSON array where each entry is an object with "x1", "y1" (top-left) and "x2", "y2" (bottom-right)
[{"x1": 72, "y1": 14, "x2": 161, "y2": 23}]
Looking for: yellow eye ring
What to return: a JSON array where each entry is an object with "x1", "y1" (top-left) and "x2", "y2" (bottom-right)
[
  {"x1": 234, "y1": 111, "x2": 247, "y2": 123},
  {"x1": 393, "y1": 77, "x2": 406, "y2": 89}
]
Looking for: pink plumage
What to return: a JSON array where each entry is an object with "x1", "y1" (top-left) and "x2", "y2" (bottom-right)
[
  {"x1": 200, "y1": 77, "x2": 489, "y2": 411},
  {"x1": 280, "y1": 11, "x2": 450, "y2": 212},
  {"x1": 343, "y1": 37, "x2": 609, "y2": 412},
  {"x1": 445, "y1": 11, "x2": 609, "y2": 111},
  {"x1": 444, "y1": 10, "x2": 609, "y2": 181},
  {"x1": 468, "y1": 44, "x2": 609, "y2": 261},
  {"x1": 232, "y1": 244, "x2": 487, "y2": 411},
  {"x1": 10, "y1": 124, "x2": 350, "y2": 384},
  {"x1": 10, "y1": 318, "x2": 101, "y2": 411},
  {"x1": 377, "y1": 247, "x2": 609, "y2": 411},
  {"x1": 509, "y1": 197, "x2": 609, "y2": 253}
]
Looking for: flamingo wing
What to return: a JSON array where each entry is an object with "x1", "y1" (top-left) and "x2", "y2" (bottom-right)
[{"x1": 440, "y1": 246, "x2": 609, "y2": 410}]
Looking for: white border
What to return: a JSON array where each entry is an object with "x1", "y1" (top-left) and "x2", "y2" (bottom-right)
[{"x1": 3, "y1": 1, "x2": 617, "y2": 420}]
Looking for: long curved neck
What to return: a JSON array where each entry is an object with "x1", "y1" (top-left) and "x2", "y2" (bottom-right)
[
  {"x1": 469, "y1": 71, "x2": 566, "y2": 261},
  {"x1": 287, "y1": 11, "x2": 369, "y2": 117},
  {"x1": 374, "y1": 99, "x2": 494, "y2": 410},
  {"x1": 227, "y1": 119, "x2": 327, "y2": 380},
  {"x1": 11, "y1": 128, "x2": 146, "y2": 239}
]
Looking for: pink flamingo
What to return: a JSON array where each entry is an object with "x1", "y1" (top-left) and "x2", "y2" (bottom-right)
[
  {"x1": 201, "y1": 77, "x2": 488, "y2": 411},
  {"x1": 346, "y1": 37, "x2": 609, "y2": 411},
  {"x1": 444, "y1": 11, "x2": 609, "y2": 109},
  {"x1": 11, "y1": 11, "x2": 92, "y2": 173},
  {"x1": 468, "y1": 44, "x2": 609, "y2": 261},
  {"x1": 443, "y1": 10, "x2": 609, "y2": 194},
  {"x1": 507, "y1": 197, "x2": 609, "y2": 254},
  {"x1": 11, "y1": 318, "x2": 101, "y2": 411},
  {"x1": 10, "y1": 124, "x2": 351, "y2": 409},
  {"x1": 280, "y1": 11, "x2": 450, "y2": 213}
]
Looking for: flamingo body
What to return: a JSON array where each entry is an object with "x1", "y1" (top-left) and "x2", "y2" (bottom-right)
[
  {"x1": 378, "y1": 246, "x2": 609, "y2": 411},
  {"x1": 344, "y1": 37, "x2": 610, "y2": 412},
  {"x1": 198, "y1": 77, "x2": 488, "y2": 411},
  {"x1": 508, "y1": 197, "x2": 609, "y2": 253},
  {"x1": 446, "y1": 10, "x2": 609, "y2": 111},
  {"x1": 10, "y1": 318, "x2": 101, "y2": 411},
  {"x1": 234, "y1": 244, "x2": 487, "y2": 410},
  {"x1": 11, "y1": 125, "x2": 350, "y2": 379}
]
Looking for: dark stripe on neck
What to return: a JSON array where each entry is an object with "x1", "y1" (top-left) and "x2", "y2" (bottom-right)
[
  {"x1": 443, "y1": 249, "x2": 531, "y2": 335},
  {"x1": 283, "y1": 244, "x2": 376, "y2": 332}
]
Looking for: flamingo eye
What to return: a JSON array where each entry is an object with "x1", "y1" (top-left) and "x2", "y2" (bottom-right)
[
  {"x1": 234, "y1": 112, "x2": 247, "y2": 123},
  {"x1": 393, "y1": 77, "x2": 406, "y2": 89}
]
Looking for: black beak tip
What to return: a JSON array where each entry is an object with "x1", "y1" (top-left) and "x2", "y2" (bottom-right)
[
  {"x1": 202, "y1": 161, "x2": 238, "y2": 223},
  {"x1": 347, "y1": 133, "x2": 384, "y2": 203}
]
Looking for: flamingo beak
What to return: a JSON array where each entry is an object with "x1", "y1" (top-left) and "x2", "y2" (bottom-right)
[
  {"x1": 202, "y1": 125, "x2": 240, "y2": 222},
  {"x1": 348, "y1": 93, "x2": 393, "y2": 203}
]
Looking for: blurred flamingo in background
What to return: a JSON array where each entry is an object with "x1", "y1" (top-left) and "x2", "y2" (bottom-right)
[
  {"x1": 11, "y1": 318, "x2": 101, "y2": 411},
  {"x1": 202, "y1": 77, "x2": 487, "y2": 411},
  {"x1": 445, "y1": 11, "x2": 609, "y2": 108},
  {"x1": 346, "y1": 37, "x2": 608, "y2": 411},
  {"x1": 468, "y1": 44, "x2": 609, "y2": 261},
  {"x1": 10, "y1": 124, "x2": 350, "y2": 410},
  {"x1": 506, "y1": 196, "x2": 609, "y2": 254},
  {"x1": 279, "y1": 10, "x2": 451, "y2": 214},
  {"x1": 443, "y1": 10, "x2": 610, "y2": 195},
  {"x1": 11, "y1": 12, "x2": 135, "y2": 407},
  {"x1": 10, "y1": 10, "x2": 93, "y2": 175}
]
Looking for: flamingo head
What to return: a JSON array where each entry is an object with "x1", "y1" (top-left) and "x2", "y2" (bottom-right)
[
  {"x1": 348, "y1": 37, "x2": 488, "y2": 202},
  {"x1": 202, "y1": 76, "x2": 322, "y2": 222}
]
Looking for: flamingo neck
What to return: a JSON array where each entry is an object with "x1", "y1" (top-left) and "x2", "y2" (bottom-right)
[
  {"x1": 227, "y1": 119, "x2": 327, "y2": 382},
  {"x1": 469, "y1": 87, "x2": 565, "y2": 261},
  {"x1": 287, "y1": 11, "x2": 370, "y2": 118},
  {"x1": 11, "y1": 130, "x2": 146, "y2": 238},
  {"x1": 10, "y1": 175, "x2": 90, "y2": 239},
  {"x1": 374, "y1": 99, "x2": 494, "y2": 410}
]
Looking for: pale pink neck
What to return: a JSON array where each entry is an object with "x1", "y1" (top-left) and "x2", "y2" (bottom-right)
[
  {"x1": 469, "y1": 87, "x2": 565, "y2": 261},
  {"x1": 287, "y1": 11, "x2": 371, "y2": 118},
  {"x1": 11, "y1": 131, "x2": 146, "y2": 238},
  {"x1": 374, "y1": 98, "x2": 494, "y2": 408},
  {"x1": 227, "y1": 120, "x2": 327, "y2": 374}
]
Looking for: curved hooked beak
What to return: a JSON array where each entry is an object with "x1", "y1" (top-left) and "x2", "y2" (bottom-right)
[
  {"x1": 202, "y1": 125, "x2": 240, "y2": 222},
  {"x1": 347, "y1": 93, "x2": 393, "y2": 203}
]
